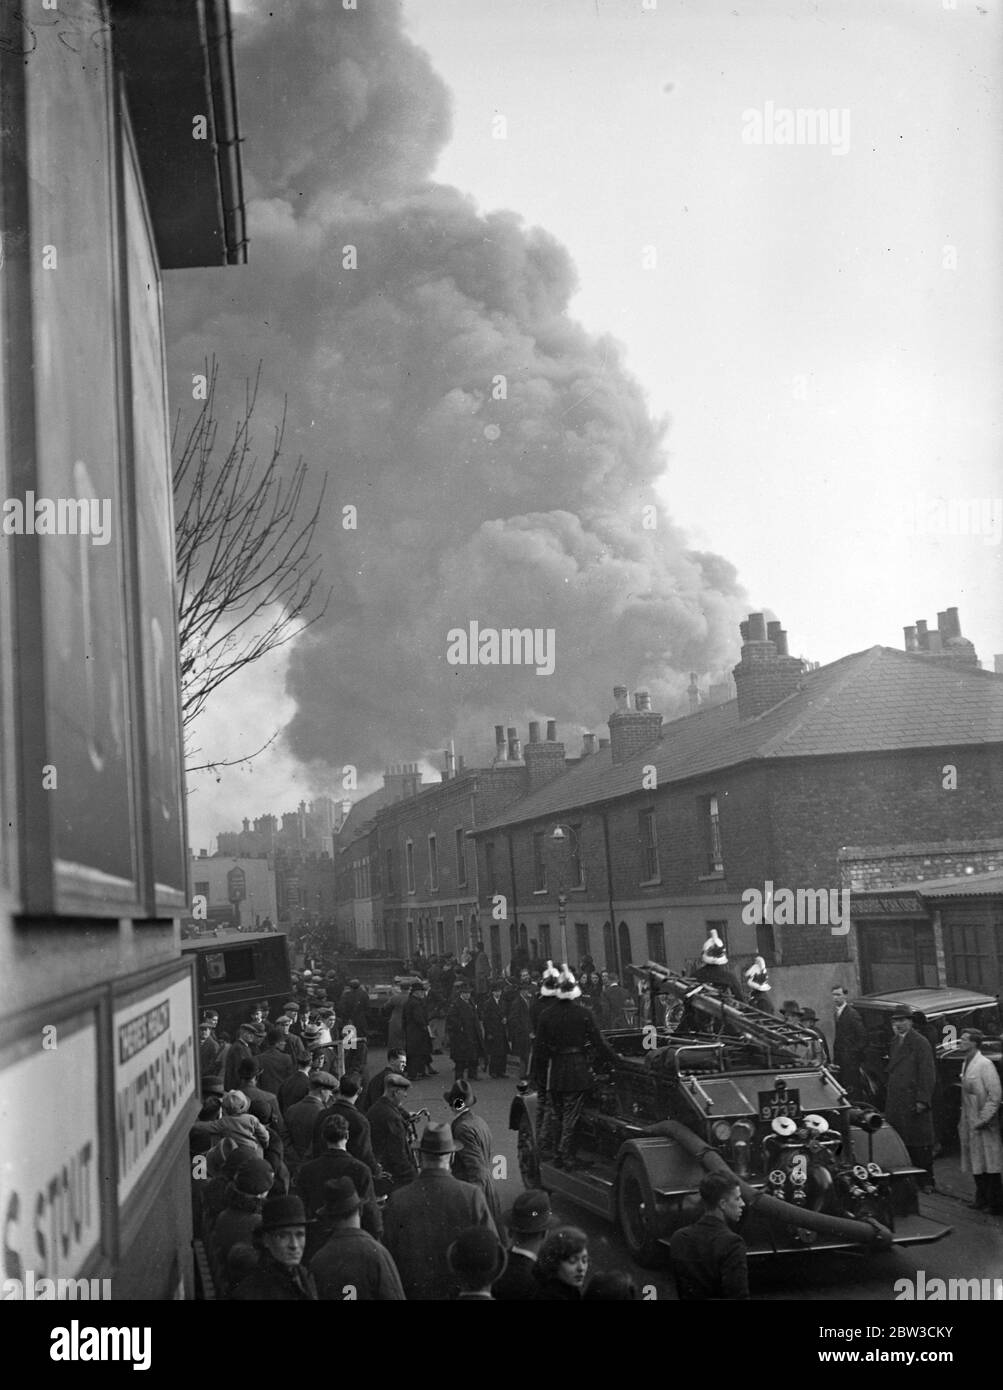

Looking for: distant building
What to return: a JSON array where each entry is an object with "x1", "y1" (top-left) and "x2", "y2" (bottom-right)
[{"x1": 188, "y1": 851, "x2": 278, "y2": 930}]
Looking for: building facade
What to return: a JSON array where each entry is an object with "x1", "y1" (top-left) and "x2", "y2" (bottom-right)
[{"x1": 0, "y1": 1, "x2": 245, "y2": 1299}]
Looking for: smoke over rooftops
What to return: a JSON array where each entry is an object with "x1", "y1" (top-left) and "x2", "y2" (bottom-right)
[{"x1": 166, "y1": 0, "x2": 745, "y2": 774}]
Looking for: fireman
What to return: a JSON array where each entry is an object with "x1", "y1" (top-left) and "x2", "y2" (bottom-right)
[{"x1": 534, "y1": 966, "x2": 620, "y2": 1169}]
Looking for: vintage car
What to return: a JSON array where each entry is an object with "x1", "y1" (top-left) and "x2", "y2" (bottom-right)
[
  {"x1": 511, "y1": 964, "x2": 952, "y2": 1266},
  {"x1": 852, "y1": 987, "x2": 1002, "y2": 1146}
]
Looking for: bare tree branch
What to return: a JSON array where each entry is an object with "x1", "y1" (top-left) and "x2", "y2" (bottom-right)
[{"x1": 173, "y1": 358, "x2": 332, "y2": 770}]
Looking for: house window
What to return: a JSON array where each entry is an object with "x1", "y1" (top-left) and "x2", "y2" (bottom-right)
[
  {"x1": 455, "y1": 827, "x2": 467, "y2": 888},
  {"x1": 533, "y1": 831, "x2": 547, "y2": 892},
  {"x1": 436, "y1": 918, "x2": 445, "y2": 954},
  {"x1": 756, "y1": 922, "x2": 776, "y2": 965},
  {"x1": 428, "y1": 834, "x2": 438, "y2": 891},
  {"x1": 455, "y1": 918, "x2": 465, "y2": 955},
  {"x1": 603, "y1": 921, "x2": 617, "y2": 973},
  {"x1": 194, "y1": 880, "x2": 210, "y2": 900},
  {"x1": 484, "y1": 841, "x2": 496, "y2": 895},
  {"x1": 405, "y1": 840, "x2": 415, "y2": 894},
  {"x1": 407, "y1": 920, "x2": 415, "y2": 956},
  {"x1": 509, "y1": 923, "x2": 519, "y2": 958},
  {"x1": 385, "y1": 848, "x2": 394, "y2": 897},
  {"x1": 639, "y1": 809, "x2": 659, "y2": 881},
  {"x1": 646, "y1": 921, "x2": 667, "y2": 966},
  {"x1": 944, "y1": 918, "x2": 996, "y2": 993},
  {"x1": 539, "y1": 923, "x2": 552, "y2": 958},
  {"x1": 704, "y1": 795, "x2": 724, "y2": 875},
  {"x1": 575, "y1": 922, "x2": 590, "y2": 963},
  {"x1": 569, "y1": 823, "x2": 584, "y2": 887},
  {"x1": 617, "y1": 921, "x2": 633, "y2": 969}
]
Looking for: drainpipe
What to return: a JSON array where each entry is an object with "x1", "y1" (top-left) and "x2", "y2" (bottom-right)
[
  {"x1": 507, "y1": 831, "x2": 520, "y2": 959},
  {"x1": 601, "y1": 810, "x2": 618, "y2": 975}
]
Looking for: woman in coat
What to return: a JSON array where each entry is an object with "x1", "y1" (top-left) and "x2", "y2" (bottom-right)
[
  {"x1": 443, "y1": 1080, "x2": 502, "y2": 1224},
  {"x1": 957, "y1": 1029, "x2": 1003, "y2": 1213},
  {"x1": 531, "y1": 1227, "x2": 590, "y2": 1301}
]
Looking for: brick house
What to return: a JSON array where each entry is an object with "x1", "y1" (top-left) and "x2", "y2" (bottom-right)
[{"x1": 469, "y1": 608, "x2": 1003, "y2": 1023}]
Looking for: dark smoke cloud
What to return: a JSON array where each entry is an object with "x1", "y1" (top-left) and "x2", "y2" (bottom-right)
[{"x1": 166, "y1": 0, "x2": 746, "y2": 775}]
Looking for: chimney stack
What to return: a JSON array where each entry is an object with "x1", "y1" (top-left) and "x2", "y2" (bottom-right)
[
  {"x1": 687, "y1": 672, "x2": 700, "y2": 714},
  {"x1": 598, "y1": 737, "x2": 611, "y2": 750},
  {"x1": 494, "y1": 725, "x2": 508, "y2": 763},
  {"x1": 608, "y1": 684, "x2": 662, "y2": 764},
  {"x1": 732, "y1": 611, "x2": 805, "y2": 720},
  {"x1": 582, "y1": 732, "x2": 598, "y2": 756},
  {"x1": 507, "y1": 727, "x2": 522, "y2": 762},
  {"x1": 443, "y1": 747, "x2": 455, "y2": 779},
  {"x1": 905, "y1": 607, "x2": 979, "y2": 667},
  {"x1": 523, "y1": 719, "x2": 566, "y2": 791}
]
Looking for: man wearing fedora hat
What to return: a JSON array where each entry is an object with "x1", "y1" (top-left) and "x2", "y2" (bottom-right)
[
  {"x1": 383, "y1": 1122, "x2": 497, "y2": 1300},
  {"x1": 884, "y1": 1006, "x2": 937, "y2": 1190},
  {"x1": 229, "y1": 1195, "x2": 318, "y2": 1301},
  {"x1": 309, "y1": 1179, "x2": 405, "y2": 1301},
  {"x1": 444, "y1": 1080, "x2": 501, "y2": 1223},
  {"x1": 448, "y1": 1226, "x2": 507, "y2": 1299},
  {"x1": 492, "y1": 1190, "x2": 553, "y2": 1301}
]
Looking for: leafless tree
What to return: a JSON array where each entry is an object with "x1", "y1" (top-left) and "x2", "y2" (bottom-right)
[{"x1": 174, "y1": 359, "x2": 331, "y2": 773}]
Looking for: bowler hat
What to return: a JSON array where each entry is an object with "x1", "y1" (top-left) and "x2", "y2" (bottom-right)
[
  {"x1": 318, "y1": 1177, "x2": 361, "y2": 1220},
  {"x1": 447, "y1": 1227, "x2": 506, "y2": 1284},
  {"x1": 259, "y1": 1194, "x2": 312, "y2": 1232},
  {"x1": 418, "y1": 1121, "x2": 459, "y2": 1155},
  {"x1": 507, "y1": 1189, "x2": 553, "y2": 1236},
  {"x1": 443, "y1": 1080, "x2": 476, "y2": 1110},
  {"x1": 234, "y1": 1158, "x2": 275, "y2": 1196}
]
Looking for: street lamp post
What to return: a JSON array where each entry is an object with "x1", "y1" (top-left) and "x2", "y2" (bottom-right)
[{"x1": 550, "y1": 824, "x2": 580, "y2": 965}]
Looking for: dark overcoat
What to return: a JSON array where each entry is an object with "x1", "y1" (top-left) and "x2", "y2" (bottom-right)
[
  {"x1": 884, "y1": 1028, "x2": 936, "y2": 1147},
  {"x1": 382, "y1": 1169, "x2": 496, "y2": 1301}
]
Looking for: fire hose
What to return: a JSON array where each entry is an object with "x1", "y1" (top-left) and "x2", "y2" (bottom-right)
[{"x1": 642, "y1": 1118, "x2": 893, "y2": 1250}]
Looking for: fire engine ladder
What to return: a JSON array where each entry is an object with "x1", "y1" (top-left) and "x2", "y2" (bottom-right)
[{"x1": 632, "y1": 961, "x2": 826, "y2": 1060}]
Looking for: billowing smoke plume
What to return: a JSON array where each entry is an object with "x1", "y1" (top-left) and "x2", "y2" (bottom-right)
[{"x1": 166, "y1": 0, "x2": 745, "y2": 775}]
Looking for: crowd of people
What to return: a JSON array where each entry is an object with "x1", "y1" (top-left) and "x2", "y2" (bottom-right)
[{"x1": 189, "y1": 932, "x2": 1002, "y2": 1300}]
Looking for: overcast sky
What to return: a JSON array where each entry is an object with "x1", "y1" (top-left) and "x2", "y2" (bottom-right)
[{"x1": 187, "y1": 0, "x2": 1002, "y2": 854}]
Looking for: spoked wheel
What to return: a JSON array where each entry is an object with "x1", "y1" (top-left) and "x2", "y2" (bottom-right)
[
  {"x1": 517, "y1": 1113, "x2": 541, "y2": 1189},
  {"x1": 616, "y1": 1154, "x2": 665, "y2": 1267}
]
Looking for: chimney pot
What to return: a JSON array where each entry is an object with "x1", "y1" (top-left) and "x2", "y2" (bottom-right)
[
  {"x1": 927, "y1": 630, "x2": 943, "y2": 654},
  {"x1": 634, "y1": 689, "x2": 652, "y2": 712},
  {"x1": 775, "y1": 629, "x2": 789, "y2": 657},
  {"x1": 613, "y1": 685, "x2": 629, "y2": 712},
  {"x1": 916, "y1": 619, "x2": 929, "y2": 650},
  {"x1": 546, "y1": 718, "x2": 557, "y2": 742},
  {"x1": 494, "y1": 724, "x2": 505, "y2": 745},
  {"x1": 904, "y1": 625, "x2": 918, "y2": 652},
  {"x1": 528, "y1": 721, "x2": 541, "y2": 744},
  {"x1": 936, "y1": 611, "x2": 948, "y2": 637},
  {"x1": 583, "y1": 732, "x2": 597, "y2": 755},
  {"x1": 945, "y1": 607, "x2": 961, "y2": 639},
  {"x1": 739, "y1": 619, "x2": 750, "y2": 642},
  {"x1": 766, "y1": 620, "x2": 782, "y2": 643},
  {"x1": 748, "y1": 612, "x2": 768, "y2": 642}
]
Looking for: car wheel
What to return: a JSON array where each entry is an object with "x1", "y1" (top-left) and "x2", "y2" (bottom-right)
[
  {"x1": 616, "y1": 1154, "x2": 666, "y2": 1268},
  {"x1": 517, "y1": 1113, "x2": 541, "y2": 1189}
]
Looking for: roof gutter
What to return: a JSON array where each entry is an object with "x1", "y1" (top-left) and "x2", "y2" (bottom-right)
[{"x1": 204, "y1": 0, "x2": 247, "y2": 264}]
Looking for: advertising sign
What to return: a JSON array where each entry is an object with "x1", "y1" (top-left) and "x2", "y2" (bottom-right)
[
  {"x1": 113, "y1": 974, "x2": 195, "y2": 1204},
  {"x1": 0, "y1": 1020, "x2": 101, "y2": 1282}
]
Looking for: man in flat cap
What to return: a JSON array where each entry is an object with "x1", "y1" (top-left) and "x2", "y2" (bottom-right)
[{"x1": 368, "y1": 1071, "x2": 418, "y2": 1190}]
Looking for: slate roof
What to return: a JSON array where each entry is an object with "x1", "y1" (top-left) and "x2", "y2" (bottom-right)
[
  {"x1": 472, "y1": 647, "x2": 1003, "y2": 835},
  {"x1": 907, "y1": 868, "x2": 1003, "y2": 900}
]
